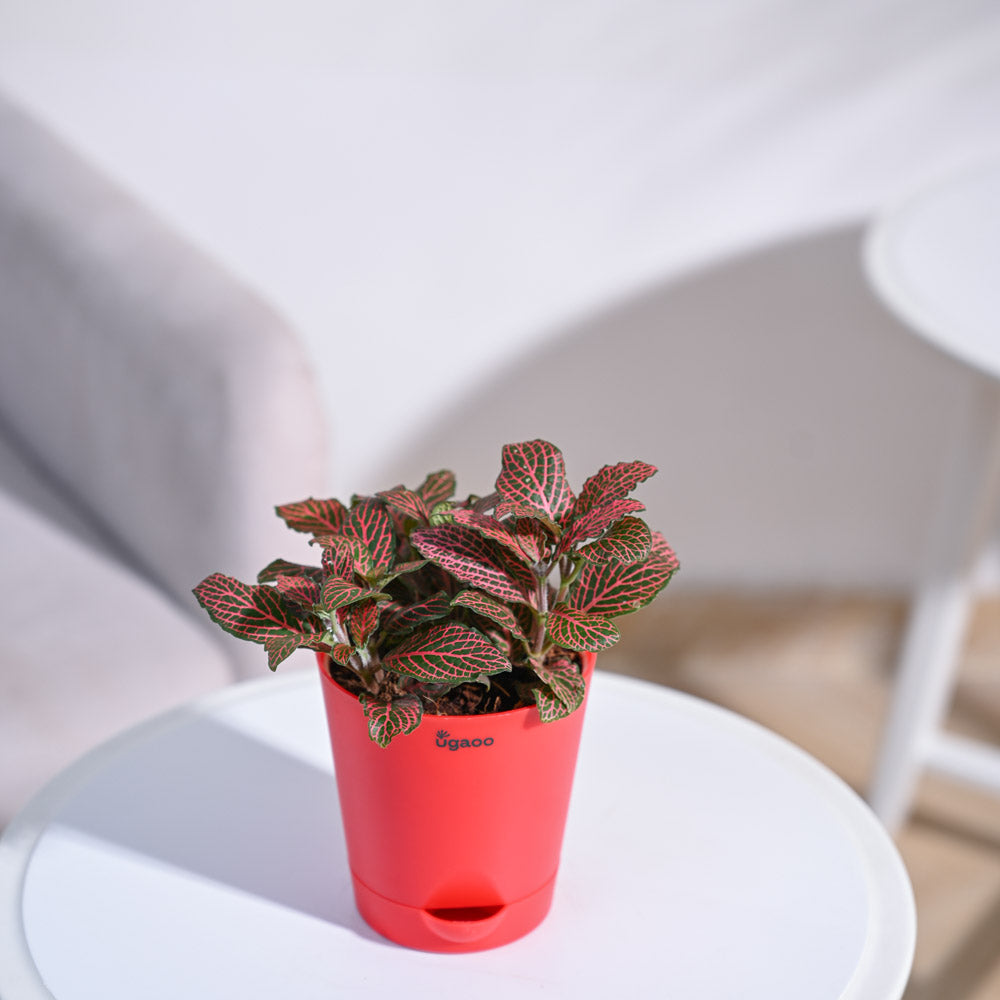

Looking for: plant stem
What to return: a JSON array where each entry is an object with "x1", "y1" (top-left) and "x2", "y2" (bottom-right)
[
  {"x1": 533, "y1": 564, "x2": 550, "y2": 655},
  {"x1": 473, "y1": 491, "x2": 500, "y2": 514}
]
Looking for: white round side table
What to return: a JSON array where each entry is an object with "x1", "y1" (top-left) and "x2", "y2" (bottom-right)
[
  {"x1": 0, "y1": 669, "x2": 914, "y2": 999},
  {"x1": 864, "y1": 158, "x2": 1000, "y2": 830}
]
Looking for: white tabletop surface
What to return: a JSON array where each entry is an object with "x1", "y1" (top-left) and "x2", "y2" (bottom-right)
[
  {"x1": 0, "y1": 669, "x2": 914, "y2": 1000},
  {"x1": 865, "y1": 158, "x2": 1000, "y2": 381}
]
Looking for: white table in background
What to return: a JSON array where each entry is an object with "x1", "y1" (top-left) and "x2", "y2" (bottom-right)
[
  {"x1": 865, "y1": 159, "x2": 1000, "y2": 830},
  {"x1": 0, "y1": 669, "x2": 915, "y2": 999}
]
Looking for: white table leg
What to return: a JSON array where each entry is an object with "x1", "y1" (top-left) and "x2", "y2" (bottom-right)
[{"x1": 869, "y1": 374, "x2": 1000, "y2": 832}]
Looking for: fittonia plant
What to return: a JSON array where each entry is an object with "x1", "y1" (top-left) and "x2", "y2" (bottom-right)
[{"x1": 194, "y1": 440, "x2": 678, "y2": 746}]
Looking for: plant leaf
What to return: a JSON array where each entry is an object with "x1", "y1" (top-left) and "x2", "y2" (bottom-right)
[
  {"x1": 276, "y1": 497, "x2": 348, "y2": 535},
  {"x1": 451, "y1": 509, "x2": 540, "y2": 567},
  {"x1": 377, "y1": 486, "x2": 429, "y2": 524},
  {"x1": 533, "y1": 656, "x2": 586, "y2": 721},
  {"x1": 330, "y1": 643, "x2": 355, "y2": 666},
  {"x1": 310, "y1": 536, "x2": 354, "y2": 580},
  {"x1": 546, "y1": 604, "x2": 620, "y2": 651},
  {"x1": 417, "y1": 470, "x2": 456, "y2": 508},
  {"x1": 377, "y1": 559, "x2": 430, "y2": 587},
  {"x1": 257, "y1": 558, "x2": 322, "y2": 585},
  {"x1": 360, "y1": 694, "x2": 423, "y2": 747},
  {"x1": 263, "y1": 633, "x2": 306, "y2": 671},
  {"x1": 451, "y1": 589, "x2": 526, "y2": 640},
  {"x1": 275, "y1": 574, "x2": 321, "y2": 607},
  {"x1": 560, "y1": 497, "x2": 646, "y2": 551},
  {"x1": 568, "y1": 532, "x2": 679, "y2": 617},
  {"x1": 496, "y1": 440, "x2": 575, "y2": 524},
  {"x1": 573, "y1": 461, "x2": 657, "y2": 519},
  {"x1": 383, "y1": 592, "x2": 453, "y2": 634},
  {"x1": 347, "y1": 499, "x2": 395, "y2": 573},
  {"x1": 577, "y1": 516, "x2": 652, "y2": 565},
  {"x1": 343, "y1": 598, "x2": 381, "y2": 647},
  {"x1": 383, "y1": 623, "x2": 512, "y2": 682},
  {"x1": 193, "y1": 572, "x2": 323, "y2": 645},
  {"x1": 320, "y1": 576, "x2": 382, "y2": 612},
  {"x1": 411, "y1": 525, "x2": 531, "y2": 604},
  {"x1": 493, "y1": 500, "x2": 562, "y2": 538}
]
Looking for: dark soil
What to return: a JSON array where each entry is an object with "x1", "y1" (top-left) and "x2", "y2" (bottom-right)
[{"x1": 323, "y1": 657, "x2": 561, "y2": 716}]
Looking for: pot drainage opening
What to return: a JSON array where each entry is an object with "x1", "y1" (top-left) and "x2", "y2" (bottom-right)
[{"x1": 425, "y1": 904, "x2": 504, "y2": 923}]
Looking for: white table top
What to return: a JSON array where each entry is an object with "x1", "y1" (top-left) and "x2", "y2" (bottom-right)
[
  {"x1": 0, "y1": 669, "x2": 914, "y2": 1000},
  {"x1": 864, "y1": 158, "x2": 1000, "y2": 381}
]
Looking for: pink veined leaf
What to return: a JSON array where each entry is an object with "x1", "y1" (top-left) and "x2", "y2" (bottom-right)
[
  {"x1": 572, "y1": 461, "x2": 657, "y2": 520},
  {"x1": 411, "y1": 525, "x2": 532, "y2": 605},
  {"x1": 193, "y1": 573, "x2": 323, "y2": 645},
  {"x1": 493, "y1": 500, "x2": 562, "y2": 539},
  {"x1": 263, "y1": 633, "x2": 308, "y2": 671},
  {"x1": 360, "y1": 694, "x2": 424, "y2": 747},
  {"x1": 347, "y1": 499, "x2": 395, "y2": 573},
  {"x1": 257, "y1": 558, "x2": 322, "y2": 585},
  {"x1": 451, "y1": 589, "x2": 527, "y2": 640},
  {"x1": 416, "y1": 469, "x2": 457, "y2": 509},
  {"x1": 577, "y1": 516, "x2": 652, "y2": 566},
  {"x1": 321, "y1": 576, "x2": 382, "y2": 612},
  {"x1": 275, "y1": 574, "x2": 322, "y2": 608},
  {"x1": 383, "y1": 623, "x2": 512, "y2": 683},
  {"x1": 276, "y1": 497, "x2": 349, "y2": 535},
  {"x1": 568, "y1": 532, "x2": 679, "y2": 617},
  {"x1": 377, "y1": 559, "x2": 430, "y2": 586},
  {"x1": 311, "y1": 536, "x2": 355, "y2": 580},
  {"x1": 342, "y1": 598, "x2": 381, "y2": 647},
  {"x1": 330, "y1": 643, "x2": 356, "y2": 666},
  {"x1": 559, "y1": 497, "x2": 646, "y2": 553},
  {"x1": 383, "y1": 592, "x2": 453, "y2": 634},
  {"x1": 546, "y1": 604, "x2": 620, "y2": 651},
  {"x1": 496, "y1": 440, "x2": 575, "y2": 524},
  {"x1": 377, "y1": 486, "x2": 430, "y2": 523},
  {"x1": 451, "y1": 509, "x2": 540, "y2": 568},
  {"x1": 533, "y1": 657, "x2": 586, "y2": 721}
]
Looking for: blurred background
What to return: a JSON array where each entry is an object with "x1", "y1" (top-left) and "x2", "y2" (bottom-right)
[{"x1": 2, "y1": 2, "x2": 1000, "y2": 996}]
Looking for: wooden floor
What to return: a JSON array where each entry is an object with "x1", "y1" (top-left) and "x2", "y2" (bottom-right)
[{"x1": 605, "y1": 591, "x2": 1000, "y2": 1000}]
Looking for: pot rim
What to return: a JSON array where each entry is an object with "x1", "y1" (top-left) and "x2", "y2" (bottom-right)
[{"x1": 316, "y1": 650, "x2": 596, "y2": 723}]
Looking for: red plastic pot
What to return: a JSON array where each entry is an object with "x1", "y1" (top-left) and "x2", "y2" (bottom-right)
[{"x1": 317, "y1": 651, "x2": 595, "y2": 952}]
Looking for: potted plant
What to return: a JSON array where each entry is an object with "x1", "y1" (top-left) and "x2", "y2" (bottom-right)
[{"x1": 194, "y1": 439, "x2": 678, "y2": 951}]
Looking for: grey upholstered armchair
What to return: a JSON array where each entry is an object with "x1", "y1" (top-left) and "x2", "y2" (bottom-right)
[{"x1": 0, "y1": 92, "x2": 329, "y2": 822}]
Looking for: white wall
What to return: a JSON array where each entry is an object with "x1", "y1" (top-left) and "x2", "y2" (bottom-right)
[{"x1": 2, "y1": 0, "x2": 999, "y2": 591}]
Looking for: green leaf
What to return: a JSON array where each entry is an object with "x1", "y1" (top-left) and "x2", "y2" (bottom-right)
[
  {"x1": 347, "y1": 499, "x2": 395, "y2": 573},
  {"x1": 546, "y1": 604, "x2": 619, "y2": 651},
  {"x1": 573, "y1": 461, "x2": 657, "y2": 519},
  {"x1": 320, "y1": 576, "x2": 382, "y2": 612},
  {"x1": 577, "y1": 516, "x2": 652, "y2": 565},
  {"x1": 411, "y1": 525, "x2": 532, "y2": 605},
  {"x1": 314, "y1": 534, "x2": 375, "y2": 578},
  {"x1": 383, "y1": 592, "x2": 453, "y2": 634},
  {"x1": 376, "y1": 559, "x2": 430, "y2": 587},
  {"x1": 533, "y1": 657, "x2": 586, "y2": 722},
  {"x1": 330, "y1": 643, "x2": 355, "y2": 666},
  {"x1": 257, "y1": 558, "x2": 322, "y2": 585},
  {"x1": 276, "y1": 497, "x2": 348, "y2": 535},
  {"x1": 360, "y1": 694, "x2": 423, "y2": 747},
  {"x1": 560, "y1": 497, "x2": 645, "y2": 551},
  {"x1": 377, "y1": 486, "x2": 429, "y2": 524},
  {"x1": 568, "y1": 532, "x2": 679, "y2": 617},
  {"x1": 263, "y1": 633, "x2": 306, "y2": 671},
  {"x1": 193, "y1": 573, "x2": 323, "y2": 646},
  {"x1": 451, "y1": 589, "x2": 526, "y2": 640},
  {"x1": 275, "y1": 574, "x2": 321, "y2": 608},
  {"x1": 343, "y1": 598, "x2": 381, "y2": 647},
  {"x1": 451, "y1": 509, "x2": 541, "y2": 567},
  {"x1": 416, "y1": 470, "x2": 457, "y2": 508},
  {"x1": 383, "y1": 623, "x2": 512, "y2": 682},
  {"x1": 496, "y1": 440, "x2": 575, "y2": 524}
]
